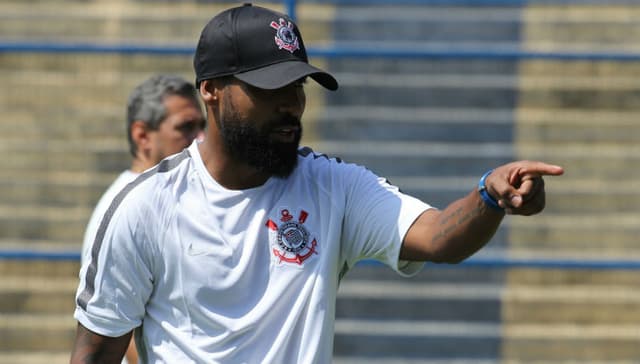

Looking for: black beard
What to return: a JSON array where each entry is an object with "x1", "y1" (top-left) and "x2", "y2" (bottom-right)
[{"x1": 218, "y1": 110, "x2": 302, "y2": 178}]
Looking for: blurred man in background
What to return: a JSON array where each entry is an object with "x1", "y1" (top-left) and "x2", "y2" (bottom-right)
[{"x1": 80, "y1": 74, "x2": 206, "y2": 363}]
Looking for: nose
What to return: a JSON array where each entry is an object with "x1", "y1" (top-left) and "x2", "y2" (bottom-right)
[
  {"x1": 275, "y1": 83, "x2": 305, "y2": 116},
  {"x1": 195, "y1": 129, "x2": 205, "y2": 142}
]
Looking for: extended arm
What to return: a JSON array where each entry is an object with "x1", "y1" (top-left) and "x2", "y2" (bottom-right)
[
  {"x1": 70, "y1": 323, "x2": 131, "y2": 364},
  {"x1": 401, "y1": 160, "x2": 564, "y2": 263}
]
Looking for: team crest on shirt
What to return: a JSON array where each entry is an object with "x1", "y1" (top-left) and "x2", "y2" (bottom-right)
[
  {"x1": 270, "y1": 18, "x2": 299, "y2": 53},
  {"x1": 266, "y1": 209, "x2": 318, "y2": 265}
]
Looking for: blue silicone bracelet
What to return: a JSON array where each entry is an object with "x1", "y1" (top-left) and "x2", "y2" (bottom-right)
[{"x1": 478, "y1": 170, "x2": 504, "y2": 211}]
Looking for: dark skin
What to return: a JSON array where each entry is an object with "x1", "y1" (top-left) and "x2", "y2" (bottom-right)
[
  {"x1": 401, "y1": 161, "x2": 562, "y2": 263},
  {"x1": 70, "y1": 325, "x2": 131, "y2": 363},
  {"x1": 69, "y1": 77, "x2": 564, "y2": 363},
  {"x1": 197, "y1": 77, "x2": 306, "y2": 189}
]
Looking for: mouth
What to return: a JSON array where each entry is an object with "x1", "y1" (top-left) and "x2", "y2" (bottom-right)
[{"x1": 270, "y1": 125, "x2": 300, "y2": 143}]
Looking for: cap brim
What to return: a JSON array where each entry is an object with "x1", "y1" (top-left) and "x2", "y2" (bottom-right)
[{"x1": 234, "y1": 61, "x2": 338, "y2": 91}]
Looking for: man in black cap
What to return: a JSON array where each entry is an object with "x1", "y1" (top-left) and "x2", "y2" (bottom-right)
[{"x1": 71, "y1": 4, "x2": 563, "y2": 363}]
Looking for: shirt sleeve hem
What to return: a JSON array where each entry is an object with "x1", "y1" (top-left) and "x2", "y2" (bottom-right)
[{"x1": 74, "y1": 307, "x2": 136, "y2": 338}]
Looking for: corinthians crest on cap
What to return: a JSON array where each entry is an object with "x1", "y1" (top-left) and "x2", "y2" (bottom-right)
[{"x1": 270, "y1": 18, "x2": 300, "y2": 53}]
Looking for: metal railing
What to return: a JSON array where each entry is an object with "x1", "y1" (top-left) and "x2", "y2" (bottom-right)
[
  {"x1": 4, "y1": 40, "x2": 640, "y2": 61},
  {"x1": 3, "y1": 248, "x2": 640, "y2": 271},
  {"x1": 2, "y1": 249, "x2": 640, "y2": 271}
]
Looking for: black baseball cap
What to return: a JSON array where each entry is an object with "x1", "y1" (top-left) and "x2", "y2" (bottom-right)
[{"x1": 194, "y1": 3, "x2": 338, "y2": 91}]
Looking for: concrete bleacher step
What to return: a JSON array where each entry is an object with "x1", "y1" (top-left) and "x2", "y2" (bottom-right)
[
  {"x1": 334, "y1": 325, "x2": 501, "y2": 361},
  {"x1": 0, "y1": 209, "x2": 87, "y2": 243},
  {"x1": 1, "y1": 110, "x2": 123, "y2": 139},
  {"x1": 0, "y1": 259, "x2": 79, "y2": 277},
  {"x1": 0, "y1": 276, "x2": 77, "y2": 314},
  {"x1": 505, "y1": 289, "x2": 640, "y2": 326},
  {"x1": 0, "y1": 172, "x2": 114, "y2": 244},
  {"x1": 507, "y1": 213, "x2": 640, "y2": 258},
  {"x1": 0, "y1": 261, "x2": 79, "y2": 363},
  {"x1": 0, "y1": 353, "x2": 71, "y2": 364},
  {"x1": 332, "y1": 6, "x2": 522, "y2": 43},
  {"x1": 0, "y1": 314, "x2": 75, "y2": 351},
  {"x1": 0, "y1": 139, "x2": 127, "y2": 171},
  {"x1": 328, "y1": 85, "x2": 516, "y2": 108},
  {"x1": 0, "y1": 174, "x2": 110, "y2": 207},
  {"x1": 502, "y1": 268, "x2": 640, "y2": 361},
  {"x1": 516, "y1": 108, "x2": 640, "y2": 144},
  {"x1": 318, "y1": 106, "x2": 514, "y2": 143},
  {"x1": 503, "y1": 333, "x2": 640, "y2": 362},
  {"x1": 337, "y1": 281, "x2": 501, "y2": 322},
  {"x1": 0, "y1": 66, "x2": 179, "y2": 113},
  {"x1": 521, "y1": 4, "x2": 640, "y2": 51}
]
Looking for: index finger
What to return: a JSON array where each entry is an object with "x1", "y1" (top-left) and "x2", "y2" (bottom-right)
[{"x1": 509, "y1": 161, "x2": 564, "y2": 185}]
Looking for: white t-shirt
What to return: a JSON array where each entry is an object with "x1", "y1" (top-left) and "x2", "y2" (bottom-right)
[
  {"x1": 81, "y1": 170, "x2": 139, "y2": 265},
  {"x1": 75, "y1": 141, "x2": 431, "y2": 363}
]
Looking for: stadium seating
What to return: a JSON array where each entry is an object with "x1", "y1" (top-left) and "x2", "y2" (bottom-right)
[{"x1": 1, "y1": 1, "x2": 640, "y2": 363}]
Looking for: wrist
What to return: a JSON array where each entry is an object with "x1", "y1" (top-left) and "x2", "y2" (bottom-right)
[{"x1": 477, "y1": 170, "x2": 504, "y2": 212}]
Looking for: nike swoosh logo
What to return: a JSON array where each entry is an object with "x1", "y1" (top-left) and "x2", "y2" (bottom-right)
[{"x1": 187, "y1": 243, "x2": 209, "y2": 256}]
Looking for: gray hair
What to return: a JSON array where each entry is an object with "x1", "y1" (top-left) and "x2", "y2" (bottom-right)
[{"x1": 126, "y1": 74, "x2": 200, "y2": 156}]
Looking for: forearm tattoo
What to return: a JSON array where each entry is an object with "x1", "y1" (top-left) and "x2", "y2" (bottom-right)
[{"x1": 431, "y1": 205, "x2": 483, "y2": 244}]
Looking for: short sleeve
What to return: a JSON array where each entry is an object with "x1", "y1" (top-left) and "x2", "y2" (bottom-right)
[
  {"x1": 340, "y1": 164, "x2": 431, "y2": 276},
  {"x1": 74, "y1": 192, "x2": 155, "y2": 337}
]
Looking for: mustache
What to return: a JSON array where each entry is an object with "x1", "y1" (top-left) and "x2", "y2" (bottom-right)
[{"x1": 268, "y1": 114, "x2": 301, "y2": 129}]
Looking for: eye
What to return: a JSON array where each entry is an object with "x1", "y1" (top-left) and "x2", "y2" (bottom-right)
[
  {"x1": 294, "y1": 77, "x2": 307, "y2": 88},
  {"x1": 244, "y1": 83, "x2": 262, "y2": 94},
  {"x1": 177, "y1": 120, "x2": 202, "y2": 133}
]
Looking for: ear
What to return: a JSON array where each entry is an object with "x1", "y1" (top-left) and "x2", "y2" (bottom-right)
[
  {"x1": 199, "y1": 80, "x2": 219, "y2": 104},
  {"x1": 130, "y1": 120, "x2": 151, "y2": 152}
]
